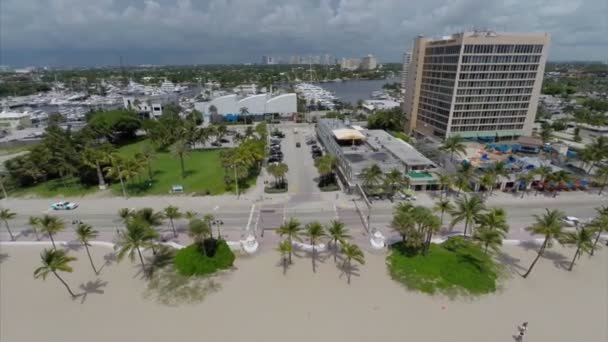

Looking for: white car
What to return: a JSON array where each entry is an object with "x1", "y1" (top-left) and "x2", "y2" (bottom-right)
[
  {"x1": 562, "y1": 216, "x2": 580, "y2": 227},
  {"x1": 51, "y1": 201, "x2": 78, "y2": 210}
]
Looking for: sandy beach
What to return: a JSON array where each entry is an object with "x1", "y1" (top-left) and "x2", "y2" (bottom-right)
[{"x1": 1, "y1": 243, "x2": 606, "y2": 342}]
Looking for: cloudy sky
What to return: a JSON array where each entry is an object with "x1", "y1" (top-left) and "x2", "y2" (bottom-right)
[{"x1": 1, "y1": 0, "x2": 606, "y2": 67}]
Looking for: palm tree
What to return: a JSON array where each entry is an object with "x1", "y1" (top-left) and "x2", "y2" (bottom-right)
[
  {"x1": 74, "y1": 223, "x2": 99, "y2": 275},
  {"x1": 434, "y1": 172, "x2": 452, "y2": 199},
  {"x1": 82, "y1": 145, "x2": 110, "y2": 189},
  {"x1": 523, "y1": 209, "x2": 566, "y2": 278},
  {"x1": 239, "y1": 107, "x2": 250, "y2": 123},
  {"x1": 304, "y1": 221, "x2": 327, "y2": 273},
  {"x1": 267, "y1": 162, "x2": 289, "y2": 189},
  {"x1": 28, "y1": 216, "x2": 41, "y2": 240},
  {"x1": 473, "y1": 227, "x2": 504, "y2": 254},
  {"x1": 560, "y1": 228, "x2": 595, "y2": 271},
  {"x1": 326, "y1": 219, "x2": 351, "y2": 262},
  {"x1": 276, "y1": 218, "x2": 303, "y2": 264},
  {"x1": 477, "y1": 208, "x2": 510, "y2": 234},
  {"x1": 341, "y1": 243, "x2": 365, "y2": 284},
  {"x1": 203, "y1": 214, "x2": 216, "y2": 239},
  {"x1": 547, "y1": 170, "x2": 571, "y2": 197},
  {"x1": 594, "y1": 165, "x2": 608, "y2": 195},
  {"x1": 391, "y1": 203, "x2": 416, "y2": 243},
  {"x1": 533, "y1": 166, "x2": 552, "y2": 194},
  {"x1": 433, "y1": 199, "x2": 454, "y2": 226},
  {"x1": 383, "y1": 168, "x2": 406, "y2": 199},
  {"x1": 38, "y1": 215, "x2": 65, "y2": 249},
  {"x1": 163, "y1": 206, "x2": 182, "y2": 238},
  {"x1": 487, "y1": 161, "x2": 509, "y2": 194},
  {"x1": 139, "y1": 144, "x2": 156, "y2": 181},
  {"x1": 34, "y1": 249, "x2": 78, "y2": 298},
  {"x1": 360, "y1": 164, "x2": 383, "y2": 193},
  {"x1": 105, "y1": 152, "x2": 128, "y2": 198},
  {"x1": 479, "y1": 173, "x2": 495, "y2": 197},
  {"x1": 587, "y1": 208, "x2": 608, "y2": 255},
  {"x1": 132, "y1": 208, "x2": 164, "y2": 227},
  {"x1": 277, "y1": 240, "x2": 293, "y2": 275},
  {"x1": 188, "y1": 218, "x2": 212, "y2": 256},
  {"x1": 171, "y1": 139, "x2": 190, "y2": 179},
  {"x1": 450, "y1": 195, "x2": 485, "y2": 236},
  {"x1": 0, "y1": 208, "x2": 16, "y2": 241},
  {"x1": 516, "y1": 172, "x2": 535, "y2": 198},
  {"x1": 117, "y1": 208, "x2": 132, "y2": 224},
  {"x1": 314, "y1": 155, "x2": 337, "y2": 187},
  {"x1": 440, "y1": 135, "x2": 466, "y2": 161},
  {"x1": 185, "y1": 210, "x2": 198, "y2": 220},
  {"x1": 538, "y1": 122, "x2": 554, "y2": 145},
  {"x1": 115, "y1": 218, "x2": 159, "y2": 276}
]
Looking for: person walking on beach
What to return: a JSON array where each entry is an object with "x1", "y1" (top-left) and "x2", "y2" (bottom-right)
[{"x1": 518, "y1": 322, "x2": 528, "y2": 339}]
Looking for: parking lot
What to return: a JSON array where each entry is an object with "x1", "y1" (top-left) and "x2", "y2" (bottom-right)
[{"x1": 270, "y1": 124, "x2": 321, "y2": 194}]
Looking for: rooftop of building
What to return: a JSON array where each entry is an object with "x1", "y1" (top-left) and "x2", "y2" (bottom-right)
[
  {"x1": 0, "y1": 111, "x2": 31, "y2": 119},
  {"x1": 424, "y1": 31, "x2": 549, "y2": 43},
  {"x1": 317, "y1": 119, "x2": 437, "y2": 177}
]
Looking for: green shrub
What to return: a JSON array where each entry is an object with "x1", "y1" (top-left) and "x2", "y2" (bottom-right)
[
  {"x1": 174, "y1": 240, "x2": 235, "y2": 276},
  {"x1": 387, "y1": 240, "x2": 498, "y2": 296},
  {"x1": 264, "y1": 185, "x2": 288, "y2": 193}
]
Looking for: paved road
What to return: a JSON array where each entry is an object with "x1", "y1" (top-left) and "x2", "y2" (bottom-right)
[{"x1": 280, "y1": 126, "x2": 319, "y2": 194}]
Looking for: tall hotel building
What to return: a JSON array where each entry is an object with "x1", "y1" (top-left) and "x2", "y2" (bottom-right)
[{"x1": 403, "y1": 31, "x2": 550, "y2": 140}]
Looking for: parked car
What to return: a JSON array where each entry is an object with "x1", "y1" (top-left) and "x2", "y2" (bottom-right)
[
  {"x1": 562, "y1": 216, "x2": 580, "y2": 227},
  {"x1": 51, "y1": 201, "x2": 78, "y2": 210},
  {"x1": 211, "y1": 141, "x2": 221, "y2": 147},
  {"x1": 219, "y1": 138, "x2": 230, "y2": 143},
  {"x1": 296, "y1": 142, "x2": 301, "y2": 148}
]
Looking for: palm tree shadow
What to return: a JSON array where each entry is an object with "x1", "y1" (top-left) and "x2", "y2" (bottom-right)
[
  {"x1": 62, "y1": 241, "x2": 84, "y2": 252},
  {"x1": 517, "y1": 240, "x2": 569, "y2": 270},
  {"x1": 0, "y1": 253, "x2": 9, "y2": 264},
  {"x1": 337, "y1": 261, "x2": 361, "y2": 284},
  {"x1": 16, "y1": 228, "x2": 37, "y2": 239},
  {"x1": 495, "y1": 250, "x2": 526, "y2": 276},
  {"x1": 78, "y1": 279, "x2": 108, "y2": 304}
]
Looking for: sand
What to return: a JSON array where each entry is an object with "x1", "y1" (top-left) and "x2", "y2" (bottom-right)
[{"x1": 0, "y1": 243, "x2": 606, "y2": 342}]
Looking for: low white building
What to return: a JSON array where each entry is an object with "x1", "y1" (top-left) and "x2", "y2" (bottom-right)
[
  {"x1": 122, "y1": 94, "x2": 177, "y2": 118},
  {"x1": 577, "y1": 123, "x2": 608, "y2": 144},
  {"x1": 194, "y1": 93, "x2": 297, "y2": 122},
  {"x1": 0, "y1": 110, "x2": 32, "y2": 130},
  {"x1": 362, "y1": 100, "x2": 401, "y2": 112}
]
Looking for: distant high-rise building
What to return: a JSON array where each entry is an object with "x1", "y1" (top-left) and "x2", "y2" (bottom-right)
[
  {"x1": 360, "y1": 54, "x2": 378, "y2": 70},
  {"x1": 403, "y1": 31, "x2": 550, "y2": 140},
  {"x1": 261, "y1": 56, "x2": 275, "y2": 65},
  {"x1": 401, "y1": 51, "x2": 412, "y2": 92},
  {"x1": 340, "y1": 58, "x2": 361, "y2": 71},
  {"x1": 322, "y1": 54, "x2": 333, "y2": 65},
  {"x1": 289, "y1": 56, "x2": 299, "y2": 65}
]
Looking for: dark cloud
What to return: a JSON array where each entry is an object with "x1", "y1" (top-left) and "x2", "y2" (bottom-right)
[{"x1": 1, "y1": 0, "x2": 606, "y2": 67}]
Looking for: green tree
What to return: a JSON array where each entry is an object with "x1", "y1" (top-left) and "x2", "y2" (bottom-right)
[
  {"x1": 314, "y1": 155, "x2": 337, "y2": 187},
  {"x1": 594, "y1": 165, "x2": 608, "y2": 195},
  {"x1": 34, "y1": 249, "x2": 78, "y2": 298},
  {"x1": 115, "y1": 218, "x2": 159, "y2": 276},
  {"x1": 132, "y1": 208, "x2": 164, "y2": 227},
  {"x1": 28, "y1": 216, "x2": 41, "y2": 240},
  {"x1": 473, "y1": 227, "x2": 504, "y2": 254},
  {"x1": 326, "y1": 219, "x2": 351, "y2": 262},
  {"x1": 74, "y1": 223, "x2": 100, "y2": 275},
  {"x1": 360, "y1": 164, "x2": 383, "y2": 193},
  {"x1": 117, "y1": 208, "x2": 132, "y2": 225},
  {"x1": 517, "y1": 172, "x2": 535, "y2": 198},
  {"x1": 163, "y1": 206, "x2": 182, "y2": 238},
  {"x1": 0, "y1": 209, "x2": 17, "y2": 241},
  {"x1": 82, "y1": 144, "x2": 111, "y2": 189},
  {"x1": 434, "y1": 172, "x2": 452, "y2": 199},
  {"x1": 433, "y1": 199, "x2": 454, "y2": 226},
  {"x1": 304, "y1": 221, "x2": 327, "y2": 273},
  {"x1": 341, "y1": 242, "x2": 365, "y2": 284},
  {"x1": 188, "y1": 218, "x2": 212, "y2": 256},
  {"x1": 171, "y1": 139, "x2": 190, "y2": 179},
  {"x1": 267, "y1": 162, "x2": 289, "y2": 189},
  {"x1": 523, "y1": 209, "x2": 566, "y2": 278},
  {"x1": 38, "y1": 215, "x2": 65, "y2": 250},
  {"x1": 587, "y1": 207, "x2": 608, "y2": 255},
  {"x1": 383, "y1": 168, "x2": 406, "y2": 199},
  {"x1": 440, "y1": 135, "x2": 466, "y2": 161},
  {"x1": 450, "y1": 195, "x2": 486, "y2": 237},
  {"x1": 538, "y1": 122, "x2": 554, "y2": 145},
  {"x1": 105, "y1": 153, "x2": 128, "y2": 198},
  {"x1": 547, "y1": 170, "x2": 571, "y2": 197},
  {"x1": 277, "y1": 240, "x2": 293, "y2": 275},
  {"x1": 202, "y1": 214, "x2": 217, "y2": 239},
  {"x1": 276, "y1": 218, "x2": 303, "y2": 264},
  {"x1": 560, "y1": 227, "x2": 595, "y2": 271},
  {"x1": 139, "y1": 144, "x2": 156, "y2": 181}
]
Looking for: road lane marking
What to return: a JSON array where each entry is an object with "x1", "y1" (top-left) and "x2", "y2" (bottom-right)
[{"x1": 246, "y1": 204, "x2": 256, "y2": 232}]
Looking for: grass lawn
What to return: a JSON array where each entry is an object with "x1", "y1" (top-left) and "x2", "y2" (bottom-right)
[
  {"x1": 114, "y1": 140, "x2": 257, "y2": 196},
  {"x1": 387, "y1": 238, "x2": 499, "y2": 296},
  {"x1": 10, "y1": 177, "x2": 98, "y2": 198},
  {"x1": 389, "y1": 130, "x2": 412, "y2": 143}
]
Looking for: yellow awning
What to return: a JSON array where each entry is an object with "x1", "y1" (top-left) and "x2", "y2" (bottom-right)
[{"x1": 332, "y1": 128, "x2": 365, "y2": 141}]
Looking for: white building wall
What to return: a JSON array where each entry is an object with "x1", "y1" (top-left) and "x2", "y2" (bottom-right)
[
  {"x1": 208, "y1": 94, "x2": 238, "y2": 115},
  {"x1": 238, "y1": 94, "x2": 267, "y2": 114},
  {"x1": 266, "y1": 93, "x2": 297, "y2": 115}
]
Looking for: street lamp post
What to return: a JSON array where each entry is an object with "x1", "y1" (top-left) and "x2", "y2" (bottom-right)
[{"x1": 212, "y1": 219, "x2": 224, "y2": 239}]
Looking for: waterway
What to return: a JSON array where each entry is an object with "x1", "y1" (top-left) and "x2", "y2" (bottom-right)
[{"x1": 314, "y1": 78, "x2": 398, "y2": 104}]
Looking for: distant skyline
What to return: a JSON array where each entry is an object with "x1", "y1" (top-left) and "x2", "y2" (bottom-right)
[{"x1": 1, "y1": 0, "x2": 607, "y2": 67}]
